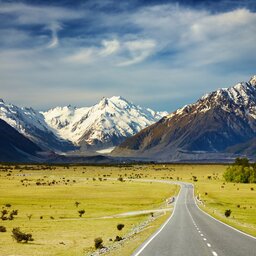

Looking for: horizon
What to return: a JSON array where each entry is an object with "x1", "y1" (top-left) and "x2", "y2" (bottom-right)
[{"x1": 0, "y1": 0, "x2": 256, "y2": 112}]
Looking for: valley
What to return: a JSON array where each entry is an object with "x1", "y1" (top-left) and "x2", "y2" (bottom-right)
[{"x1": 0, "y1": 164, "x2": 255, "y2": 256}]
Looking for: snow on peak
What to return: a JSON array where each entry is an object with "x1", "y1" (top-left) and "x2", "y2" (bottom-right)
[
  {"x1": 166, "y1": 75, "x2": 256, "y2": 120},
  {"x1": 249, "y1": 75, "x2": 256, "y2": 86},
  {"x1": 43, "y1": 96, "x2": 167, "y2": 148}
]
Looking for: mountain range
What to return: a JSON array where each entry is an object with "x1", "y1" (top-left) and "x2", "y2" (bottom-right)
[
  {"x1": 113, "y1": 76, "x2": 256, "y2": 162},
  {"x1": 42, "y1": 96, "x2": 167, "y2": 151},
  {"x1": 1, "y1": 75, "x2": 256, "y2": 162},
  {"x1": 0, "y1": 96, "x2": 167, "y2": 161}
]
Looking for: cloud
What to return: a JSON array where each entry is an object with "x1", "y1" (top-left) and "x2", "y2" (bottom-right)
[
  {"x1": 0, "y1": 1, "x2": 255, "y2": 111},
  {"x1": 65, "y1": 48, "x2": 95, "y2": 64},
  {"x1": 0, "y1": 2, "x2": 83, "y2": 25},
  {"x1": 117, "y1": 39, "x2": 156, "y2": 66},
  {"x1": 64, "y1": 39, "x2": 120, "y2": 64},
  {"x1": 99, "y1": 39, "x2": 120, "y2": 56},
  {"x1": 47, "y1": 23, "x2": 62, "y2": 48}
]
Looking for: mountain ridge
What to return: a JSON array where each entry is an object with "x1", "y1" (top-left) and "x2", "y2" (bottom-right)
[
  {"x1": 113, "y1": 75, "x2": 256, "y2": 161},
  {"x1": 42, "y1": 96, "x2": 167, "y2": 150},
  {"x1": 0, "y1": 96, "x2": 167, "y2": 153}
]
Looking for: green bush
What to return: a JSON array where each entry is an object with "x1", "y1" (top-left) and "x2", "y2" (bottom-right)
[
  {"x1": 223, "y1": 158, "x2": 256, "y2": 183},
  {"x1": 0, "y1": 226, "x2": 6, "y2": 232},
  {"x1": 225, "y1": 209, "x2": 231, "y2": 217},
  {"x1": 12, "y1": 228, "x2": 34, "y2": 243},
  {"x1": 78, "y1": 209, "x2": 85, "y2": 217},
  {"x1": 117, "y1": 223, "x2": 125, "y2": 231},
  {"x1": 94, "y1": 237, "x2": 103, "y2": 249}
]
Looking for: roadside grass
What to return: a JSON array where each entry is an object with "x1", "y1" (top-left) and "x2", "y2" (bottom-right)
[
  {"x1": 0, "y1": 166, "x2": 177, "y2": 256},
  {"x1": 196, "y1": 180, "x2": 256, "y2": 237}
]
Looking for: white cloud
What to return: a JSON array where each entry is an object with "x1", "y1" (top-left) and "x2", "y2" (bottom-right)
[
  {"x1": 65, "y1": 48, "x2": 95, "y2": 64},
  {"x1": 117, "y1": 39, "x2": 156, "y2": 66},
  {"x1": 99, "y1": 39, "x2": 120, "y2": 56},
  {"x1": 0, "y1": 3, "x2": 83, "y2": 25},
  {"x1": 47, "y1": 23, "x2": 62, "y2": 49},
  {"x1": 0, "y1": 2, "x2": 255, "y2": 111},
  {"x1": 64, "y1": 39, "x2": 120, "y2": 64}
]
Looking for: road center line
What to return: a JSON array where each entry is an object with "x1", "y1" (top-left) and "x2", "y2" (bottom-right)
[
  {"x1": 212, "y1": 251, "x2": 218, "y2": 256},
  {"x1": 207, "y1": 243, "x2": 211, "y2": 247}
]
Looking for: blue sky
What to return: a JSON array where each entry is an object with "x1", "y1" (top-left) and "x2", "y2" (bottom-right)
[{"x1": 0, "y1": 0, "x2": 256, "y2": 111}]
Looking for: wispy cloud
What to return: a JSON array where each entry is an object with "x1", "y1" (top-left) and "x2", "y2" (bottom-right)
[
  {"x1": 0, "y1": 1, "x2": 255, "y2": 111},
  {"x1": 46, "y1": 23, "x2": 62, "y2": 49},
  {"x1": 117, "y1": 39, "x2": 156, "y2": 66}
]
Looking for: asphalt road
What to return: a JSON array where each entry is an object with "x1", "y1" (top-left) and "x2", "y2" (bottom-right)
[{"x1": 132, "y1": 182, "x2": 256, "y2": 256}]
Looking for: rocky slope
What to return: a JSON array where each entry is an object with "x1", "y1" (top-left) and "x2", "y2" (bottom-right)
[
  {"x1": 0, "y1": 99, "x2": 75, "y2": 152},
  {"x1": 0, "y1": 119, "x2": 43, "y2": 162},
  {"x1": 113, "y1": 76, "x2": 256, "y2": 161}
]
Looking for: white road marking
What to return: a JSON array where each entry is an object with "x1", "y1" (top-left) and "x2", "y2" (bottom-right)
[
  {"x1": 207, "y1": 243, "x2": 211, "y2": 247},
  {"x1": 191, "y1": 183, "x2": 256, "y2": 241},
  {"x1": 203, "y1": 238, "x2": 207, "y2": 241},
  {"x1": 132, "y1": 182, "x2": 182, "y2": 256},
  {"x1": 212, "y1": 251, "x2": 218, "y2": 256},
  {"x1": 200, "y1": 234, "x2": 204, "y2": 237}
]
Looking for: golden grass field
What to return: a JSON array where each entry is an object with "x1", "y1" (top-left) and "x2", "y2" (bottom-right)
[
  {"x1": 0, "y1": 165, "x2": 178, "y2": 256},
  {"x1": 0, "y1": 164, "x2": 255, "y2": 256}
]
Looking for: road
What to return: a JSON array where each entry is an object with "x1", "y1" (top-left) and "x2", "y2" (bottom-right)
[{"x1": 132, "y1": 182, "x2": 256, "y2": 256}]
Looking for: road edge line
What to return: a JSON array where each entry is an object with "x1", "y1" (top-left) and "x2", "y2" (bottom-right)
[
  {"x1": 131, "y1": 182, "x2": 182, "y2": 256},
  {"x1": 192, "y1": 184, "x2": 256, "y2": 240}
]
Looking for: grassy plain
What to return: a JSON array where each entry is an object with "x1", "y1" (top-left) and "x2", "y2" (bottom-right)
[
  {"x1": 0, "y1": 164, "x2": 255, "y2": 256},
  {"x1": 0, "y1": 165, "x2": 177, "y2": 256}
]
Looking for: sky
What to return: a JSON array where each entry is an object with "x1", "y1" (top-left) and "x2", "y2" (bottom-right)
[{"x1": 0, "y1": 0, "x2": 256, "y2": 112}]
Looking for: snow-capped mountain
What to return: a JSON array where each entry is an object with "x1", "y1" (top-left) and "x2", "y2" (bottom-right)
[
  {"x1": 0, "y1": 99, "x2": 75, "y2": 152},
  {"x1": 113, "y1": 76, "x2": 256, "y2": 161},
  {"x1": 42, "y1": 96, "x2": 168, "y2": 150}
]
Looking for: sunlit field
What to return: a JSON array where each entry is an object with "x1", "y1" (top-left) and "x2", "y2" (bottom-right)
[
  {"x1": 0, "y1": 164, "x2": 255, "y2": 256},
  {"x1": 0, "y1": 165, "x2": 177, "y2": 256}
]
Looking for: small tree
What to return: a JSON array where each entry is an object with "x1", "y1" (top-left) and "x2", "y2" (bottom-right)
[
  {"x1": 94, "y1": 237, "x2": 103, "y2": 249},
  {"x1": 75, "y1": 201, "x2": 80, "y2": 208},
  {"x1": 117, "y1": 223, "x2": 125, "y2": 231},
  {"x1": 225, "y1": 209, "x2": 231, "y2": 217},
  {"x1": 0, "y1": 226, "x2": 6, "y2": 232},
  {"x1": 78, "y1": 209, "x2": 85, "y2": 217},
  {"x1": 12, "y1": 228, "x2": 34, "y2": 243}
]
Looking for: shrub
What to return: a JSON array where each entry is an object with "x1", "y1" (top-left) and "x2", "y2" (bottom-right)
[
  {"x1": 223, "y1": 161, "x2": 256, "y2": 184},
  {"x1": 94, "y1": 237, "x2": 103, "y2": 249},
  {"x1": 114, "y1": 235, "x2": 122, "y2": 241},
  {"x1": 117, "y1": 177, "x2": 124, "y2": 182},
  {"x1": 117, "y1": 224, "x2": 125, "y2": 231},
  {"x1": 225, "y1": 209, "x2": 231, "y2": 217},
  {"x1": 75, "y1": 201, "x2": 80, "y2": 208},
  {"x1": 12, "y1": 228, "x2": 34, "y2": 243},
  {"x1": 78, "y1": 209, "x2": 85, "y2": 217},
  {"x1": 192, "y1": 176, "x2": 198, "y2": 182},
  {"x1": 0, "y1": 226, "x2": 6, "y2": 232}
]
